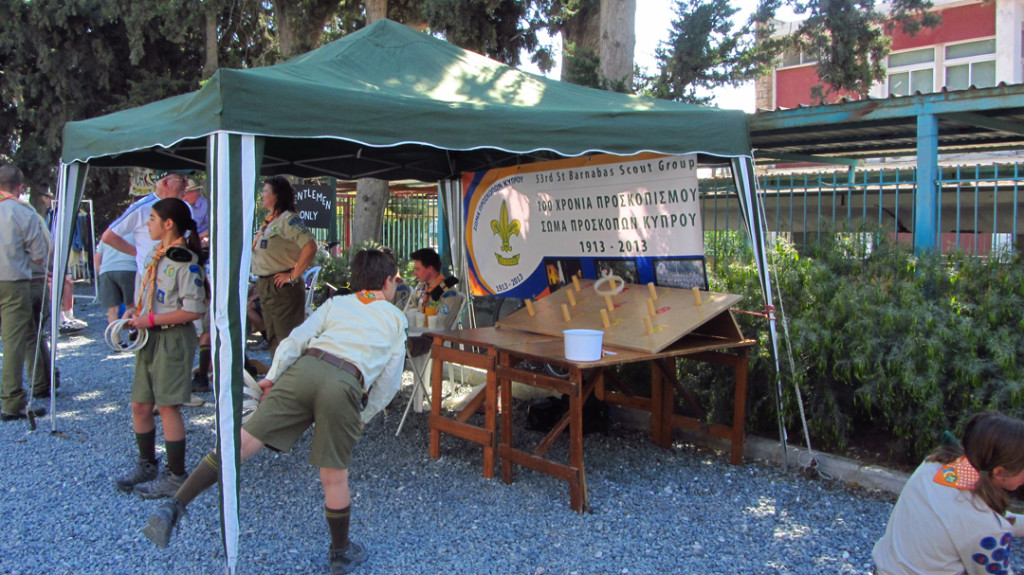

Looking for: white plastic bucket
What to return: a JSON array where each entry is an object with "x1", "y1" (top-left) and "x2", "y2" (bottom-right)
[{"x1": 563, "y1": 329, "x2": 604, "y2": 362}]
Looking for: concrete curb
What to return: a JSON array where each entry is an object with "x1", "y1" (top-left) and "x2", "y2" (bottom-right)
[
  {"x1": 443, "y1": 366, "x2": 911, "y2": 495},
  {"x1": 609, "y1": 405, "x2": 910, "y2": 495}
]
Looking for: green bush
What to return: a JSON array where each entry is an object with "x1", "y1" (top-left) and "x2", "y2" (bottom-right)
[{"x1": 695, "y1": 229, "x2": 1024, "y2": 466}]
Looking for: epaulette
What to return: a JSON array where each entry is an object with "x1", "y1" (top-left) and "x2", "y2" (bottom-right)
[{"x1": 166, "y1": 246, "x2": 195, "y2": 263}]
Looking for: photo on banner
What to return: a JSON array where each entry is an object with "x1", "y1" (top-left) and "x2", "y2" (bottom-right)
[{"x1": 463, "y1": 152, "x2": 704, "y2": 299}]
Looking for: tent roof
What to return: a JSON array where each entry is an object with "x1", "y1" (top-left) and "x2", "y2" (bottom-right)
[{"x1": 62, "y1": 19, "x2": 751, "y2": 181}]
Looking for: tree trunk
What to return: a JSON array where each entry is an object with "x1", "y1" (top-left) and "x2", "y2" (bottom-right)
[
  {"x1": 366, "y1": 0, "x2": 387, "y2": 23},
  {"x1": 599, "y1": 0, "x2": 635, "y2": 91},
  {"x1": 273, "y1": 1, "x2": 296, "y2": 57},
  {"x1": 561, "y1": 0, "x2": 600, "y2": 73},
  {"x1": 203, "y1": 6, "x2": 219, "y2": 80},
  {"x1": 352, "y1": 177, "x2": 389, "y2": 248}
]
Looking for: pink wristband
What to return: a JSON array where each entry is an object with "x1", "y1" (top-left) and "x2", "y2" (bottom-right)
[{"x1": 148, "y1": 313, "x2": 155, "y2": 328}]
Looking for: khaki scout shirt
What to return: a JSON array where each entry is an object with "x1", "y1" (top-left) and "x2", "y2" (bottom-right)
[
  {"x1": 0, "y1": 197, "x2": 50, "y2": 281},
  {"x1": 134, "y1": 248, "x2": 207, "y2": 316},
  {"x1": 250, "y1": 210, "x2": 315, "y2": 276}
]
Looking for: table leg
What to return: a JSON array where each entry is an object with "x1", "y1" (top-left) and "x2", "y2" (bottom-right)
[
  {"x1": 429, "y1": 343, "x2": 443, "y2": 459},
  {"x1": 731, "y1": 349, "x2": 750, "y2": 465},
  {"x1": 499, "y1": 353, "x2": 514, "y2": 484},
  {"x1": 568, "y1": 367, "x2": 586, "y2": 512},
  {"x1": 482, "y1": 347, "x2": 497, "y2": 478}
]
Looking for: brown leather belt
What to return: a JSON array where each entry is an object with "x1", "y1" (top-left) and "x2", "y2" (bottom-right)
[
  {"x1": 257, "y1": 270, "x2": 292, "y2": 279},
  {"x1": 304, "y1": 348, "x2": 363, "y2": 383}
]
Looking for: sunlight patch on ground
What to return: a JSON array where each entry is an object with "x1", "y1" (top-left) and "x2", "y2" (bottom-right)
[{"x1": 746, "y1": 495, "x2": 778, "y2": 518}]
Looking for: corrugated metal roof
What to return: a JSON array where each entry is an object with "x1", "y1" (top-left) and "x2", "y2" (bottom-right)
[{"x1": 748, "y1": 83, "x2": 1024, "y2": 161}]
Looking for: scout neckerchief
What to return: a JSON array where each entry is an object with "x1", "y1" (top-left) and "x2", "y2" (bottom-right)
[
  {"x1": 933, "y1": 455, "x2": 981, "y2": 491},
  {"x1": 356, "y1": 290, "x2": 385, "y2": 304},
  {"x1": 137, "y1": 237, "x2": 185, "y2": 314},
  {"x1": 252, "y1": 211, "x2": 280, "y2": 250},
  {"x1": 418, "y1": 275, "x2": 446, "y2": 311}
]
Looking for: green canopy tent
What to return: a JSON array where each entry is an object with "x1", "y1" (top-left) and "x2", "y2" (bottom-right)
[{"x1": 55, "y1": 19, "x2": 779, "y2": 573}]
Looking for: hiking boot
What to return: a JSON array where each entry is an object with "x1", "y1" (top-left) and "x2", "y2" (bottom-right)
[
  {"x1": 143, "y1": 498, "x2": 185, "y2": 548},
  {"x1": 329, "y1": 542, "x2": 368, "y2": 574},
  {"x1": 191, "y1": 372, "x2": 212, "y2": 394},
  {"x1": 134, "y1": 468, "x2": 186, "y2": 500},
  {"x1": 115, "y1": 458, "x2": 159, "y2": 493},
  {"x1": 0, "y1": 405, "x2": 46, "y2": 422}
]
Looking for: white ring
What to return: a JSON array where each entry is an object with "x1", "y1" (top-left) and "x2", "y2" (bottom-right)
[
  {"x1": 104, "y1": 318, "x2": 148, "y2": 353},
  {"x1": 593, "y1": 274, "x2": 625, "y2": 296}
]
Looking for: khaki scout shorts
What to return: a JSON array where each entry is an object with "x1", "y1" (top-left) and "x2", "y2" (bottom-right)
[
  {"x1": 243, "y1": 355, "x2": 363, "y2": 470},
  {"x1": 131, "y1": 325, "x2": 198, "y2": 406}
]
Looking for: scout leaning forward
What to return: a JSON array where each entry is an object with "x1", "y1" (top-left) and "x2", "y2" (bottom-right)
[
  {"x1": 115, "y1": 198, "x2": 208, "y2": 499},
  {"x1": 143, "y1": 248, "x2": 408, "y2": 575}
]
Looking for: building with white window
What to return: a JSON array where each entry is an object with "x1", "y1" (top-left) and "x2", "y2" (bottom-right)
[{"x1": 756, "y1": 0, "x2": 1023, "y2": 110}]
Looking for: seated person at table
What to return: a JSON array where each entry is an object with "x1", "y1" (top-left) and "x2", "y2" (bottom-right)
[
  {"x1": 407, "y1": 247, "x2": 458, "y2": 356},
  {"x1": 143, "y1": 248, "x2": 408, "y2": 574}
]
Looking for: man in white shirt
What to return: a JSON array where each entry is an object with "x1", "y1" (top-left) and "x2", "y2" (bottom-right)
[{"x1": 101, "y1": 172, "x2": 187, "y2": 274}]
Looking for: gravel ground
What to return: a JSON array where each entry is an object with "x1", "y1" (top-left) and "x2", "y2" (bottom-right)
[{"x1": 0, "y1": 293, "x2": 1008, "y2": 574}]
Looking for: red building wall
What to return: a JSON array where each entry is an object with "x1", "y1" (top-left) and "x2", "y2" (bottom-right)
[
  {"x1": 890, "y1": 3, "x2": 995, "y2": 51},
  {"x1": 773, "y1": 2, "x2": 996, "y2": 108}
]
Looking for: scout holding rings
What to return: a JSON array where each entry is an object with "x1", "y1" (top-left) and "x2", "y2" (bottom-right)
[
  {"x1": 251, "y1": 175, "x2": 317, "y2": 357},
  {"x1": 115, "y1": 198, "x2": 208, "y2": 500}
]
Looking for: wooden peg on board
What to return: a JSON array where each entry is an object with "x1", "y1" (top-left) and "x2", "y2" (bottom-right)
[
  {"x1": 647, "y1": 282, "x2": 658, "y2": 301},
  {"x1": 567, "y1": 290, "x2": 577, "y2": 307},
  {"x1": 561, "y1": 303, "x2": 571, "y2": 322},
  {"x1": 525, "y1": 299, "x2": 535, "y2": 317},
  {"x1": 600, "y1": 308, "x2": 611, "y2": 328},
  {"x1": 604, "y1": 295, "x2": 614, "y2": 312},
  {"x1": 692, "y1": 286, "x2": 702, "y2": 306},
  {"x1": 643, "y1": 316, "x2": 654, "y2": 335},
  {"x1": 572, "y1": 275, "x2": 581, "y2": 292},
  {"x1": 646, "y1": 298, "x2": 656, "y2": 317}
]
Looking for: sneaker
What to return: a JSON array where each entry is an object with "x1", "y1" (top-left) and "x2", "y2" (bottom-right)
[
  {"x1": 143, "y1": 498, "x2": 185, "y2": 548},
  {"x1": 183, "y1": 394, "x2": 204, "y2": 407},
  {"x1": 329, "y1": 542, "x2": 368, "y2": 575},
  {"x1": 115, "y1": 458, "x2": 159, "y2": 493},
  {"x1": 134, "y1": 468, "x2": 186, "y2": 500},
  {"x1": 191, "y1": 372, "x2": 212, "y2": 394},
  {"x1": 0, "y1": 405, "x2": 46, "y2": 422},
  {"x1": 58, "y1": 319, "x2": 87, "y2": 334}
]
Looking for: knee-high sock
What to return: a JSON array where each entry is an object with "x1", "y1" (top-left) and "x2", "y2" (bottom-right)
[
  {"x1": 175, "y1": 453, "x2": 219, "y2": 506},
  {"x1": 325, "y1": 505, "x2": 351, "y2": 550}
]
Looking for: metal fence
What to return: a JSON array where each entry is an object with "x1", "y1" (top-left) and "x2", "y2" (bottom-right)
[
  {"x1": 700, "y1": 162, "x2": 1023, "y2": 260},
  {"x1": 336, "y1": 191, "x2": 439, "y2": 257}
]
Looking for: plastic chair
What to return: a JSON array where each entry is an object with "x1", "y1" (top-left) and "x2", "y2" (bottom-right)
[
  {"x1": 396, "y1": 290, "x2": 466, "y2": 435},
  {"x1": 393, "y1": 283, "x2": 412, "y2": 310},
  {"x1": 303, "y1": 266, "x2": 321, "y2": 317}
]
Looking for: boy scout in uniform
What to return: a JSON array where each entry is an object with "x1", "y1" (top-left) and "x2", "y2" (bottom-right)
[
  {"x1": 116, "y1": 199, "x2": 207, "y2": 499},
  {"x1": 143, "y1": 248, "x2": 407, "y2": 575},
  {"x1": 0, "y1": 165, "x2": 51, "y2": 421}
]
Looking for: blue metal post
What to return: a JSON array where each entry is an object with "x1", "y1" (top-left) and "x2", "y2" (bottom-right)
[{"x1": 915, "y1": 113, "x2": 939, "y2": 253}]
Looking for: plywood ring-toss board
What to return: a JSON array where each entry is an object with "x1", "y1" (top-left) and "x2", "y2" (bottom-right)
[{"x1": 496, "y1": 280, "x2": 746, "y2": 354}]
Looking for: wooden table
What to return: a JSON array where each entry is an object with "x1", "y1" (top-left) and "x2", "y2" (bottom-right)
[
  {"x1": 495, "y1": 334, "x2": 755, "y2": 512},
  {"x1": 426, "y1": 328, "x2": 557, "y2": 478}
]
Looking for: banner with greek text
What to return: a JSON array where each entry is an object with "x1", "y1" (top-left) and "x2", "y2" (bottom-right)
[{"x1": 464, "y1": 153, "x2": 705, "y2": 298}]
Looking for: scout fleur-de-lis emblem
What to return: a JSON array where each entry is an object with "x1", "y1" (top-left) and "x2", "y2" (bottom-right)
[
  {"x1": 490, "y1": 200, "x2": 521, "y2": 266},
  {"x1": 491, "y1": 200, "x2": 520, "y2": 252}
]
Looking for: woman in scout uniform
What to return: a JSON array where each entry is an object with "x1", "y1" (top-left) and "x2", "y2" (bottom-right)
[
  {"x1": 873, "y1": 411, "x2": 1024, "y2": 574},
  {"x1": 115, "y1": 198, "x2": 207, "y2": 500},
  {"x1": 251, "y1": 176, "x2": 317, "y2": 356}
]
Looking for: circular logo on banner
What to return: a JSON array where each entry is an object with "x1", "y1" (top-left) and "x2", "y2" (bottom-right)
[{"x1": 470, "y1": 180, "x2": 540, "y2": 294}]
